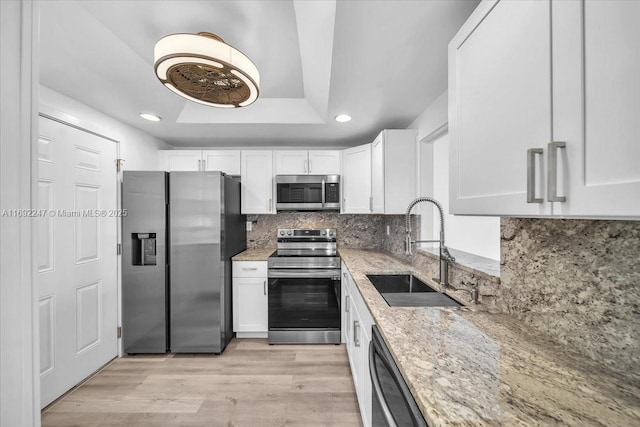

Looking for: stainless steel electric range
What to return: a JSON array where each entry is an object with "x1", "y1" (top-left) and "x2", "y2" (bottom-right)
[{"x1": 267, "y1": 228, "x2": 341, "y2": 344}]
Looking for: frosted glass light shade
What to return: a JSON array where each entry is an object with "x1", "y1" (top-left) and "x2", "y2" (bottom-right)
[{"x1": 154, "y1": 32, "x2": 260, "y2": 108}]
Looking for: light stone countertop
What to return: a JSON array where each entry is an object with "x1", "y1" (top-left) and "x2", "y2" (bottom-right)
[
  {"x1": 339, "y1": 248, "x2": 640, "y2": 427},
  {"x1": 232, "y1": 248, "x2": 275, "y2": 261}
]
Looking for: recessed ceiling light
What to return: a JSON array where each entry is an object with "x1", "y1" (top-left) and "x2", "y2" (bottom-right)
[
  {"x1": 140, "y1": 113, "x2": 162, "y2": 122},
  {"x1": 335, "y1": 114, "x2": 352, "y2": 123}
]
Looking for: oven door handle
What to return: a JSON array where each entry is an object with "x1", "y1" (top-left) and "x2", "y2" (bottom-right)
[
  {"x1": 370, "y1": 335, "x2": 398, "y2": 427},
  {"x1": 268, "y1": 269, "x2": 341, "y2": 279}
]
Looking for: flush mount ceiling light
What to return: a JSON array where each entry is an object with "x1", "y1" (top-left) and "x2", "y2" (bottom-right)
[
  {"x1": 334, "y1": 114, "x2": 352, "y2": 123},
  {"x1": 154, "y1": 32, "x2": 260, "y2": 108},
  {"x1": 139, "y1": 112, "x2": 162, "y2": 122}
]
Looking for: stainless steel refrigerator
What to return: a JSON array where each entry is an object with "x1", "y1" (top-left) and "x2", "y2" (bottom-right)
[{"x1": 122, "y1": 171, "x2": 246, "y2": 354}]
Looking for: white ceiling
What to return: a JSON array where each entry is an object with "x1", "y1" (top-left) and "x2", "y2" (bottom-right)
[{"x1": 38, "y1": 0, "x2": 479, "y2": 148}]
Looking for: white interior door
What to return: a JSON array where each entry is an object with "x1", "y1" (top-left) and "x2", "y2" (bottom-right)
[{"x1": 37, "y1": 115, "x2": 118, "y2": 408}]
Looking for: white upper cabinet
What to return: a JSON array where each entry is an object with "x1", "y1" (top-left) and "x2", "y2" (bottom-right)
[
  {"x1": 308, "y1": 151, "x2": 341, "y2": 175},
  {"x1": 342, "y1": 144, "x2": 372, "y2": 214},
  {"x1": 274, "y1": 150, "x2": 341, "y2": 175},
  {"x1": 552, "y1": 0, "x2": 640, "y2": 218},
  {"x1": 449, "y1": 0, "x2": 640, "y2": 218},
  {"x1": 202, "y1": 150, "x2": 241, "y2": 175},
  {"x1": 449, "y1": 0, "x2": 553, "y2": 216},
  {"x1": 371, "y1": 130, "x2": 417, "y2": 214},
  {"x1": 159, "y1": 150, "x2": 241, "y2": 175},
  {"x1": 241, "y1": 150, "x2": 274, "y2": 214},
  {"x1": 159, "y1": 150, "x2": 202, "y2": 171}
]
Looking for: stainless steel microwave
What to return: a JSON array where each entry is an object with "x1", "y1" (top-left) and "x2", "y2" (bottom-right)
[{"x1": 275, "y1": 175, "x2": 340, "y2": 211}]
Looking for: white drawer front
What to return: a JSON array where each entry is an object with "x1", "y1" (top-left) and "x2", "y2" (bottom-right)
[{"x1": 232, "y1": 261, "x2": 268, "y2": 277}]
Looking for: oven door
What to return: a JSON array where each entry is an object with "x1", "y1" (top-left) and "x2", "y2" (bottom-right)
[{"x1": 268, "y1": 269, "x2": 341, "y2": 344}]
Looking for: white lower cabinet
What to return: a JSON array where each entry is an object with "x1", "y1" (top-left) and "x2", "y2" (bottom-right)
[
  {"x1": 342, "y1": 263, "x2": 373, "y2": 427},
  {"x1": 232, "y1": 261, "x2": 268, "y2": 338}
]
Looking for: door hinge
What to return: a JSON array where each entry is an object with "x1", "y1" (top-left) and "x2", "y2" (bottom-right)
[
  {"x1": 117, "y1": 243, "x2": 122, "y2": 255},
  {"x1": 115, "y1": 158, "x2": 125, "y2": 172},
  {"x1": 117, "y1": 326, "x2": 122, "y2": 338}
]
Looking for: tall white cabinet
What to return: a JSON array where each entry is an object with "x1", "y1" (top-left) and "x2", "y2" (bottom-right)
[
  {"x1": 241, "y1": 150, "x2": 274, "y2": 214},
  {"x1": 342, "y1": 144, "x2": 372, "y2": 214},
  {"x1": 449, "y1": 0, "x2": 640, "y2": 218},
  {"x1": 371, "y1": 130, "x2": 417, "y2": 214}
]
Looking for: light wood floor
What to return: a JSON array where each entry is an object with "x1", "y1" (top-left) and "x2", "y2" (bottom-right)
[{"x1": 41, "y1": 339, "x2": 362, "y2": 427}]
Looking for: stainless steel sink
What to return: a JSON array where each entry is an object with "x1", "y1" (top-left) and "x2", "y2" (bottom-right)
[{"x1": 366, "y1": 274, "x2": 463, "y2": 307}]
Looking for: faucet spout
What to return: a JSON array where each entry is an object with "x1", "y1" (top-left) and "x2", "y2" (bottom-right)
[{"x1": 405, "y1": 196, "x2": 453, "y2": 286}]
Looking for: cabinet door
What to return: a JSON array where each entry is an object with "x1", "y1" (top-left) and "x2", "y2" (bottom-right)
[
  {"x1": 359, "y1": 324, "x2": 372, "y2": 427},
  {"x1": 348, "y1": 296, "x2": 362, "y2": 395},
  {"x1": 553, "y1": 0, "x2": 640, "y2": 218},
  {"x1": 341, "y1": 269, "x2": 349, "y2": 344},
  {"x1": 232, "y1": 277, "x2": 268, "y2": 333},
  {"x1": 342, "y1": 144, "x2": 372, "y2": 214},
  {"x1": 274, "y1": 150, "x2": 307, "y2": 175},
  {"x1": 202, "y1": 150, "x2": 241, "y2": 175},
  {"x1": 159, "y1": 150, "x2": 202, "y2": 171},
  {"x1": 449, "y1": 0, "x2": 553, "y2": 216},
  {"x1": 371, "y1": 135, "x2": 384, "y2": 214},
  {"x1": 308, "y1": 150, "x2": 341, "y2": 175},
  {"x1": 241, "y1": 151, "x2": 274, "y2": 214}
]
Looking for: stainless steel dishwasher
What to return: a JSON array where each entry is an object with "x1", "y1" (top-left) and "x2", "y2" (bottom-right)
[{"x1": 369, "y1": 326, "x2": 429, "y2": 427}]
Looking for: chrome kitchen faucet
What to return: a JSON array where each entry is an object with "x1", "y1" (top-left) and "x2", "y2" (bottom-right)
[{"x1": 405, "y1": 197, "x2": 455, "y2": 286}]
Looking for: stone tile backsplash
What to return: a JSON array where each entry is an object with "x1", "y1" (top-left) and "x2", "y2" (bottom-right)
[
  {"x1": 499, "y1": 218, "x2": 640, "y2": 382},
  {"x1": 246, "y1": 212, "x2": 639, "y2": 381},
  {"x1": 246, "y1": 212, "x2": 387, "y2": 250}
]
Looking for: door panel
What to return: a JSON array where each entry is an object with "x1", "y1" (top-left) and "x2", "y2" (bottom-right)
[
  {"x1": 39, "y1": 296, "x2": 55, "y2": 376},
  {"x1": 75, "y1": 281, "x2": 101, "y2": 353},
  {"x1": 74, "y1": 184, "x2": 100, "y2": 263},
  {"x1": 38, "y1": 115, "x2": 118, "y2": 408}
]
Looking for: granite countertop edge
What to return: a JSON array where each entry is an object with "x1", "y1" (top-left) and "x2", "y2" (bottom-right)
[{"x1": 339, "y1": 248, "x2": 640, "y2": 427}]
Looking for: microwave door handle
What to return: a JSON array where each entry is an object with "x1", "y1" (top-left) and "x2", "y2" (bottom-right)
[{"x1": 321, "y1": 178, "x2": 326, "y2": 208}]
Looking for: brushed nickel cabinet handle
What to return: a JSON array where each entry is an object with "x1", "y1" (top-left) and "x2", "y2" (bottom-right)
[
  {"x1": 354, "y1": 320, "x2": 360, "y2": 347},
  {"x1": 263, "y1": 280, "x2": 267, "y2": 296},
  {"x1": 345, "y1": 295, "x2": 350, "y2": 312},
  {"x1": 526, "y1": 148, "x2": 543, "y2": 203},
  {"x1": 547, "y1": 141, "x2": 566, "y2": 202}
]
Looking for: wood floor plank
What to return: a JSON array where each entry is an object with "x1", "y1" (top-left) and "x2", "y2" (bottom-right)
[{"x1": 42, "y1": 338, "x2": 361, "y2": 427}]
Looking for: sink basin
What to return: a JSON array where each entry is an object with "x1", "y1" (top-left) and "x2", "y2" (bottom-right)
[
  {"x1": 366, "y1": 274, "x2": 437, "y2": 293},
  {"x1": 366, "y1": 274, "x2": 463, "y2": 308}
]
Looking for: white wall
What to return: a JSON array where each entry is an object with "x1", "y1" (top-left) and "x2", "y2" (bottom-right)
[
  {"x1": 1, "y1": 1, "x2": 40, "y2": 425},
  {"x1": 408, "y1": 90, "x2": 500, "y2": 261},
  {"x1": 39, "y1": 86, "x2": 171, "y2": 170}
]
